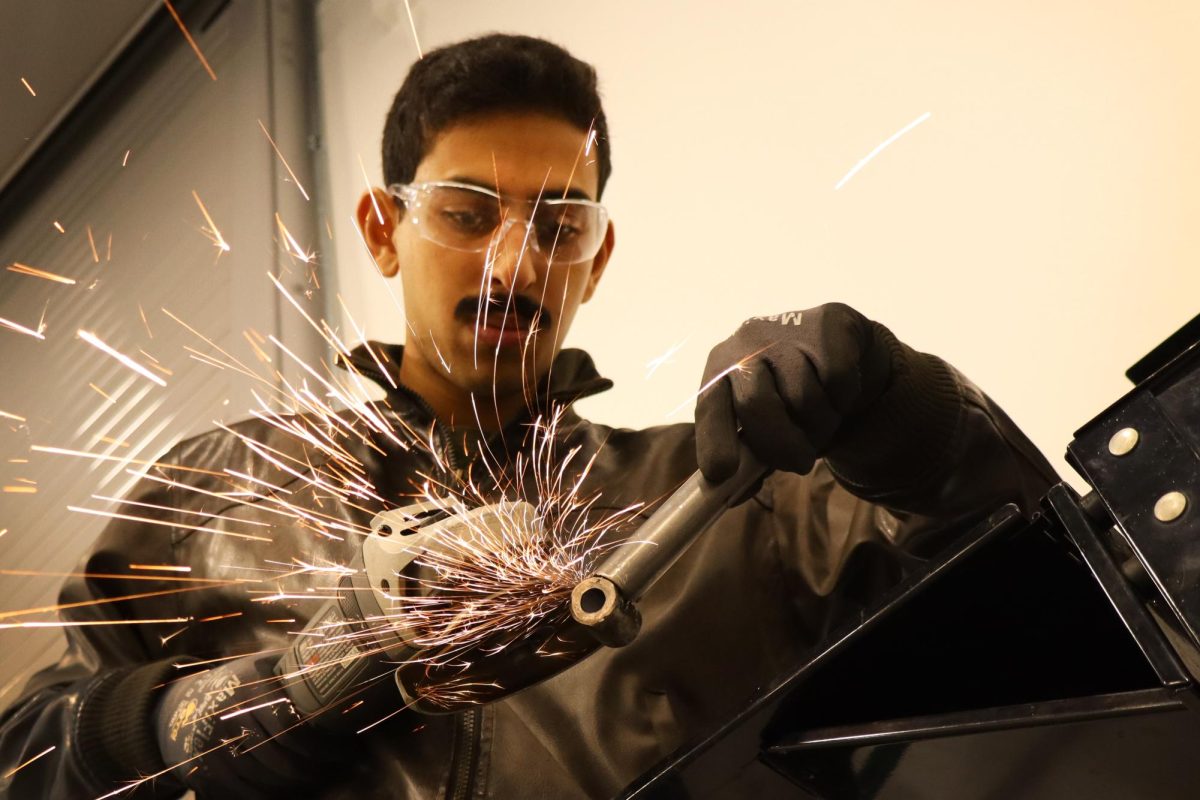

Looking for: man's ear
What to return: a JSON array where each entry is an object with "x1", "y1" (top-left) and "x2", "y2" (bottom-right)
[
  {"x1": 355, "y1": 189, "x2": 401, "y2": 277},
  {"x1": 580, "y1": 220, "x2": 615, "y2": 303}
]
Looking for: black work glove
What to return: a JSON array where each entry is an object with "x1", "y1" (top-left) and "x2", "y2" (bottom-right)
[
  {"x1": 696, "y1": 303, "x2": 960, "y2": 494},
  {"x1": 155, "y1": 655, "x2": 347, "y2": 798}
]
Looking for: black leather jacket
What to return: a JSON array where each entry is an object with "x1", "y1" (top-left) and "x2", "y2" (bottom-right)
[{"x1": 0, "y1": 343, "x2": 1055, "y2": 799}]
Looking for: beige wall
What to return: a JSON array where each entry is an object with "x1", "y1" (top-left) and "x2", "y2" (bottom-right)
[{"x1": 316, "y1": 0, "x2": 1200, "y2": 488}]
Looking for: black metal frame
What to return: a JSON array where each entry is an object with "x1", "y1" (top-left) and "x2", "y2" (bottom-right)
[{"x1": 621, "y1": 313, "x2": 1200, "y2": 799}]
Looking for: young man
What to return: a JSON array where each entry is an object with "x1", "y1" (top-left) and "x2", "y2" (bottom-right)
[{"x1": 0, "y1": 34, "x2": 1053, "y2": 799}]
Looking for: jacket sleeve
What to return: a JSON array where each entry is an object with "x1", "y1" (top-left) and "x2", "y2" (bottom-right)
[{"x1": 0, "y1": 461, "x2": 200, "y2": 799}]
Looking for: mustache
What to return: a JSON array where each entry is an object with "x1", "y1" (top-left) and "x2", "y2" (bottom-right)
[{"x1": 456, "y1": 294, "x2": 550, "y2": 328}]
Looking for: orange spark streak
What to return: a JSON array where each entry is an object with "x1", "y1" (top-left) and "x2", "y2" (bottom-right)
[
  {"x1": 97, "y1": 436, "x2": 131, "y2": 448},
  {"x1": 2, "y1": 486, "x2": 35, "y2": 494},
  {"x1": 0, "y1": 619, "x2": 186, "y2": 630},
  {"x1": 199, "y1": 611, "x2": 243, "y2": 622},
  {"x1": 219, "y1": 697, "x2": 287, "y2": 720},
  {"x1": 0, "y1": 582, "x2": 238, "y2": 621},
  {"x1": 359, "y1": 154, "x2": 384, "y2": 224},
  {"x1": 274, "y1": 214, "x2": 313, "y2": 262},
  {"x1": 163, "y1": 0, "x2": 217, "y2": 81},
  {"x1": 192, "y1": 190, "x2": 230, "y2": 253},
  {"x1": 30, "y1": 444, "x2": 225, "y2": 476},
  {"x1": 7, "y1": 459, "x2": 27, "y2": 463},
  {"x1": 2, "y1": 745, "x2": 54, "y2": 779},
  {"x1": 86, "y1": 225, "x2": 100, "y2": 262},
  {"x1": 402, "y1": 0, "x2": 423, "y2": 58},
  {"x1": 52, "y1": 221, "x2": 64, "y2": 233},
  {"x1": 665, "y1": 347, "x2": 772, "y2": 417},
  {"x1": 129, "y1": 564, "x2": 192, "y2": 573},
  {"x1": 258, "y1": 120, "x2": 310, "y2": 201},
  {"x1": 87, "y1": 383, "x2": 114, "y2": 402},
  {"x1": 0, "y1": 410, "x2": 25, "y2": 422},
  {"x1": 1, "y1": 315, "x2": 46, "y2": 340},
  {"x1": 77, "y1": 329, "x2": 167, "y2": 387},
  {"x1": 122, "y1": 149, "x2": 131, "y2": 167},
  {"x1": 266, "y1": 618, "x2": 295, "y2": 623},
  {"x1": 0, "y1": 569, "x2": 234, "y2": 584},
  {"x1": 19, "y1": 77, "x2": 36, "y2": 97},
  {"x1": 106, "y1": 231, "x2": 112, "y2": 261},
  {"x1": 8, "y1": 262, "x2": 76, "y2": 285},
  {"x1": 137, "y1": 304, "x2": 153, "y2": 338},
  {"x1": 68, "y1": 505, "x2": 272, "y2": 542}
]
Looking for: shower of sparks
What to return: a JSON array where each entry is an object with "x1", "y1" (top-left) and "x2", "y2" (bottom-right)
[
  {"x1": 645, "y1": 338, "x2": 687, "y2": 379},
  {"x1": 163, "y1": 0, "x2": 217, "y2": 81},
  {"x1": 52, "y1": 221, "x2": 65, "y2": 234},
  {"x1": 192, "y1": 190, "x2": 230, "y2": 254},
  {"x1": 402, "y1": 0, "x2": 423, "y2": 58},
  {"x1": 2, "y1": 745, "x2": 54, "y2": 779},
  {"x1": 19, "y1": 77, "x2": 36, "y2": 97},
  {"x1": 257, "y1": 120, "x2": 310, "y2": 201},
  {"x1": 8, "y1": 262, "x2": 76, "y2": 285},
  {"x1": 77, "y1": 330, "x2": 168, "y2": 387},
  {"x1": 835, "y1": 111, "x2": 932, "y2": 190},
  {"x1": 275, "y1": 213, "x2": 314, "y2": 262},
  {"x1": 86, "y1": 225, "x2": 100, "y2": 262},
  {"x1": 0, "y1": 315, "x2": 45, "y2": 340}
]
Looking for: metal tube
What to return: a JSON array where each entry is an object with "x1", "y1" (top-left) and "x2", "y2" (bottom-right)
[{"x1": 571, "y1": 450, "x2": 767, "y2": 645}]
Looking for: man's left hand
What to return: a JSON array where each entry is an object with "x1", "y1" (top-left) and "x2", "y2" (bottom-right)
[{"x1": 695, "y1": 303, "x2": 895, "y2": 484}]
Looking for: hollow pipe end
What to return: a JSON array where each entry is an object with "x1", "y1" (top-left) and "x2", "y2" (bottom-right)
[{"x1": 570, "y1": 575, "x2": 642, "y2": 647}]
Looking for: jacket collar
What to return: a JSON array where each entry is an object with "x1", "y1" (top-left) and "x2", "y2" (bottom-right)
[{"x1": 342, "y1": 341, "x2": 614, "y2": 421}]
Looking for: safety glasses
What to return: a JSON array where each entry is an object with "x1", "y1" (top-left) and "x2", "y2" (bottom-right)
[{"x1": 387, "y1": 181, "x2": 608, "y2": 265}]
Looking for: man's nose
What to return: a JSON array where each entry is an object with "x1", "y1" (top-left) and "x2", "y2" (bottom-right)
[{"x1": 485, "y1": 216, "x2": 539, "y2": 293}]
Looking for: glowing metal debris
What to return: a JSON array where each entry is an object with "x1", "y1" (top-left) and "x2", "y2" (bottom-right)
[
  {"x1": 8, "y1": 262, "x2": 76, "y2": 285},
  {"x1": 19, "y1": 77, "x2": 36, "y2": 97},
  {"x1": 76, "y1": 330, "x2": 168, "y2": 387},
  {"x1": 258, "y1": 120, "x2": 310, "y2": 201},
  {"x1": 163, "y1": 0, "x2": 217, "y2": 81},
  {"x1": 2, "y1": 745, "x2": 54, "y2": 779},
  {"x1": 402, "y1": 0, "x2": 423, "y2": 58},
  {"x1": 835, "y1": 111, "x2": 932, "y2": 190},
  {"x1": 192, "y1": 190, "x2": 230, "y2": 253},
  {"x1": 86, "y1": 225, "x2": 100, "y2": 263}
]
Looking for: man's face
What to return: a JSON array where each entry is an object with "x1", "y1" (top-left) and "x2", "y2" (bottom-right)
[{"x1": 361, "y1": 111, "x2": 613, "y2": 409}]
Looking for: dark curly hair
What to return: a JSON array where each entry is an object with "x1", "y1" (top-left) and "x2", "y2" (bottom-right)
[{"x1": 381, "y1": 33, "x2": 612, "y2": 198}]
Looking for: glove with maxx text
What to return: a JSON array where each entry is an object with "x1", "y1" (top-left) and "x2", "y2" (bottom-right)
[{"x1": 695, "y1": 302, "x2": 961, "y2": 498}]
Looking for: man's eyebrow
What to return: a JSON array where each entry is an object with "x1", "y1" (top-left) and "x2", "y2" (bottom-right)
[{"x1": 445, "y1": 176, "x2": 594, "y2": 202}]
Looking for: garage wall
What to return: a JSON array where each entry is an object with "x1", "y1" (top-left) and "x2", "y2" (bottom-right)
[{"x1": 0, "y1": 1, "x2": 323, "y2": 700}]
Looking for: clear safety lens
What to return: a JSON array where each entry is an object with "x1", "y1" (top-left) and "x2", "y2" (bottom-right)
[{"x1": 392, "y1": 182, "x2": 607, "y2": 264}]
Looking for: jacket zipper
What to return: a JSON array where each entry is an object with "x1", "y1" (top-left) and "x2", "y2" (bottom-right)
[{"x1": 447, "y1": 706, "x2": 483, "y2": 800}]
